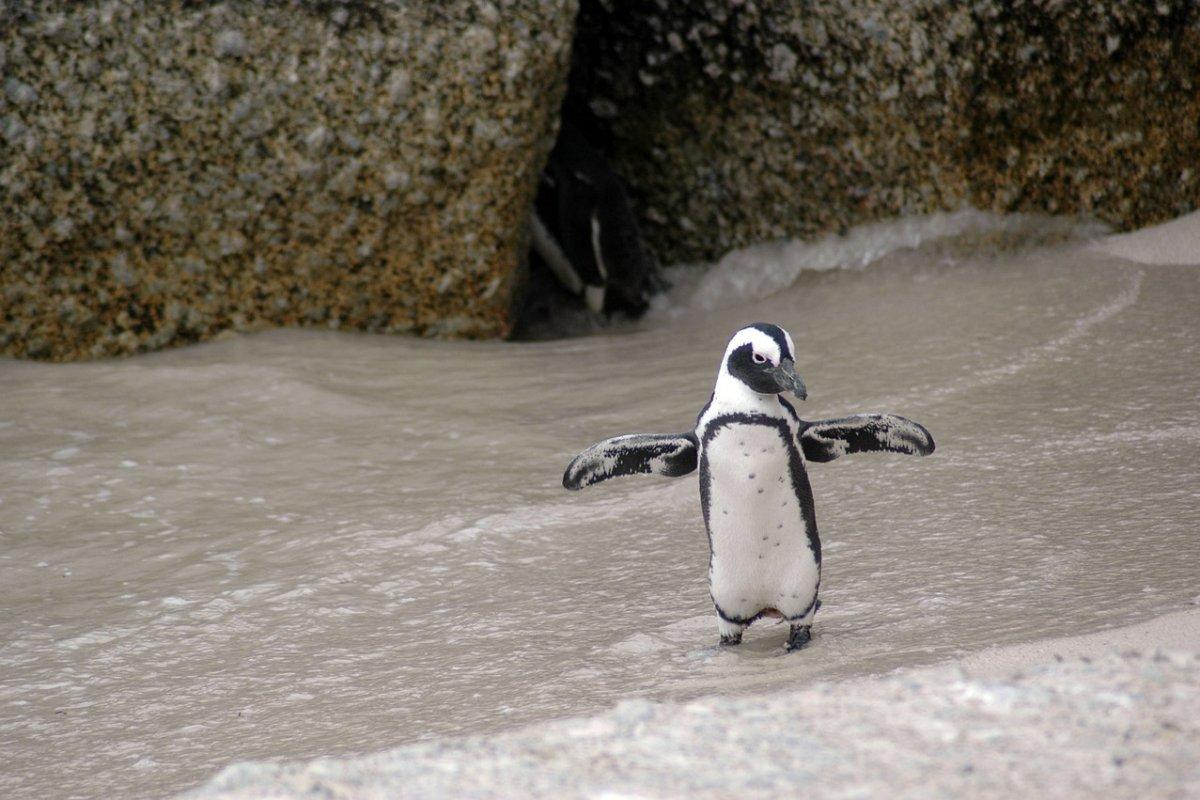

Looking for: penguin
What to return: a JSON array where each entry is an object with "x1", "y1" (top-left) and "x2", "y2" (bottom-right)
[
  {"x1": 562, "y1": 323, "x2": 935, "y2": 651},
  {"x1": 528, "y1": 122, "x2": 661, "y2": 318}
]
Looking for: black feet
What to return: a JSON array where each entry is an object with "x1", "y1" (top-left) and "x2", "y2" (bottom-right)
[
  {"x1": 719, "y1": 632, "x2": 743, "y2": 647},
  {"x1": 786, "y1": 624, "x2": 812, "y2": 652}
]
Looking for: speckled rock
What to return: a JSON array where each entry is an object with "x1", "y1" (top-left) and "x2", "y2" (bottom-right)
[
  {"x1": 183, "y1": 650, "x2": 1200, "y2": 799},
  {"x1": 0, "y1": 1, "x2": 575, "y2": 360},
  {"x1": 566, "y1": 1, "x2": 1200, "y2": 264}
]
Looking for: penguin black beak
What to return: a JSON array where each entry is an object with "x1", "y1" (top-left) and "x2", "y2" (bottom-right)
[{"x1": 770, "y1": 358, "x2": 807, "y2": 400}]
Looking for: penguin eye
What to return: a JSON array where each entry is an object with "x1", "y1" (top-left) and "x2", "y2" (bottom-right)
[{"x1": 752, "y1": 353, "x2": 766, "y2": 364}]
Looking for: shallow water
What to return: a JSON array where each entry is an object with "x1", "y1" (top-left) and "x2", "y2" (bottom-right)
[{"x1": 2, "y1": 212, "x2": 1198, "y2": 799}]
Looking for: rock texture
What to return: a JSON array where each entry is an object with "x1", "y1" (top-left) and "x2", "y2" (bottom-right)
[
  {"x1": 0, "y1": 0, "x2": 574, "y2": 360},
  {"x1": 566, "y1": 1, "x2": 1200, "y2": 264},
  {"x1": 184, "y1": 651, "x2": 1200, "y2": 799}
]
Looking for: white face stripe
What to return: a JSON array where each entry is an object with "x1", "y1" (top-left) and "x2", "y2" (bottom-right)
[
  {"x1": 584, "y1": 284, "x2": 606, "y2": 313},
  {"x1": 713, "y1": 324, "x2": 798, "y2": 405},
  {"x1": 589, "y1": 213, "x2": 608, "y2": 280},
  {"x1": 530, "y1": 214, "x2": 584, "y2": 294},
  {"x1": 722, "y1": 328, "x2": 784, "y2": 365}
]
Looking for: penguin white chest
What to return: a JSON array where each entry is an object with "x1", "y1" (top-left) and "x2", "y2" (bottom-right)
[{"x1": 702, "y1": 421, "x2": 819, "y2": 620}]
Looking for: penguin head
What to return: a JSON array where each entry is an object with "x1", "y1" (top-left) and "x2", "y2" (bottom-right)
[{"x1": 719, "y1": 323, "x2": 807, "y2": 400}]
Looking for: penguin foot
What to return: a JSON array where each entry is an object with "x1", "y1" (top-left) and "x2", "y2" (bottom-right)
[
  {"x1": 718, "y1": 632, "x2": 743, "y2": 647},
  {"x1": 786, "y1": 624, "x2": 812, "y2": 652}
]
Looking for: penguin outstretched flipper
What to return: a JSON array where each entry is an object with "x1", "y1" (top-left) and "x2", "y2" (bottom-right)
[
  {"x1": 561, "y1": 324, "x2": 935, "y2": 651},
  {"x1": 563, "y1": 432, "x2": 698, "y2": 490},
  {"x1": 798, "y1": 415, "x2": 935, "y2": 463}
]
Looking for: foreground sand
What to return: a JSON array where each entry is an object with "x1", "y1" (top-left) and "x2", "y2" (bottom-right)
[
  {"x1": 182, "y1": 216, "x2": 1200, "y2": 799},
  {"x1": 184, "y1": 608, "x2": 1200, "y2": 799}
]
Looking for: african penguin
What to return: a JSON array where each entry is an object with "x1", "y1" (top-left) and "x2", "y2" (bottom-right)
[
  {"x1": 562, "y1": 323, "x2": 935, "y2": 652},
  {"x1": 529, "y1": 122, "x2": 660, "y2": 318}
]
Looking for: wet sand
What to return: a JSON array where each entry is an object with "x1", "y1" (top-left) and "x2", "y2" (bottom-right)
[
  {"x1": 185, "y1": 608, "x2": 1200, "y2": 799},
  {"x1": 959, "y1": 607, "x2": 1200, "y2": 678},
  {"x1": 3, "y1": 210, "x2": 1198, "y2": 798},
  {"x1": 1091, "y1": 210, "x2": 1200, "y2": 266},
  {"x1": 183, "y1": 211, "x2": 1200, "y2": 798}
]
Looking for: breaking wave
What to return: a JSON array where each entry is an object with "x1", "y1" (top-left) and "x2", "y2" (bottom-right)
[{"x1": 652, "y1": 209, "x2": 1107, "y2": 317}]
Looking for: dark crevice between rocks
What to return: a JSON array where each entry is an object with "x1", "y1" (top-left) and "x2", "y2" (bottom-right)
[
  {"x1": 510, "y1": 1, "x2": 789, "y2": 340},
  {"x1": 511, "y1": 2, "x2": 672, "y2": 341}
]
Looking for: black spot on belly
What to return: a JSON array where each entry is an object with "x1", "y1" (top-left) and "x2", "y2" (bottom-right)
[
  {"x1": 757, "y1": 488, "x2": 763, "y2": 494},
  {"x1": 748, "y1": 473, "x2": 755, "y2": 479}
]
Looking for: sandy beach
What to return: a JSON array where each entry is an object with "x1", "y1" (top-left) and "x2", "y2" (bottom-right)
[
  {"x1": 3, "y1": 3, "x2": 1198, "y2": 795},
  {"x1": 182, "y1": 214, "x2": 1200, "y2": 799},
  {"x1": 1089, "y1": 210, "x2": 1200, "y2": 266},
  {"x1": 185, "y1": 608, "x2": 1200, "y2": 799},
  {"x1": 4, "y1": 211, "x2": 1198, "y2": 799}
]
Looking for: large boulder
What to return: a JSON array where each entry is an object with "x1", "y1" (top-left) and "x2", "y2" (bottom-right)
[
  {"x1": 0, "y1": 0, "x2": 575, "y2": 360},
  {"x1": 566, "y1": 1, "x2": 1200, "y2": 264}
]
